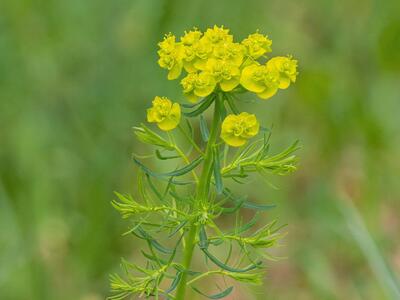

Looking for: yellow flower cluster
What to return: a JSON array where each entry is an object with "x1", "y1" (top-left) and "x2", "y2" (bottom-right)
[
  {"x1": 147, "y1": 96, "x2": 181, "y2": 131},
  {"x1": 240, "y1": 56, "x2": 297, "y2": 99},
  {"x1": 157, "y1": 26, "x2": 298, "y2": 102},
  {"x1": 221, "y1": 112, "x2": 260, "y2": 147},
  {"x1": 146, "y1": 96, "x2": 260, "y2": 147}
]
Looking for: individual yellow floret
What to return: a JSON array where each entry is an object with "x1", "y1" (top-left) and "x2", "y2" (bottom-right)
[
  {"x1": 213, "y1": 42, "x2": 244, "y2": 66},
  {"x1": 147, "y1": 96, "x2": 181, "y2": 131},
  {"x1": 240, "y1": 63, "x2": 280, "y2": 100},
  {"x1": 203, "y1": 25, "x2": 233, "y2": 45},
  {"x1": 180, "y1": 72, "x2": 216, "y2": 102},
  {"x1": 158, "y1": 53, "x2": 184, "y2": 80},
  {"x1": 158, "y1": 33, "x2": 177, "y2": 55},
  {"x1": 221, "y1": 112, "x2": 260, "y2": 147},
  {"x1": 267, "y1": 56, "x2": 298, "y2": 89},
  {"x1": 158, "y1": 34, "x2": 184, "y2": 80},
  {"x1": 191, "y1": 39, "x2": 213, "y2": 71},
  {"x1": 180, "y1": 28, "x2": 202, "y2": 46},
  {"x1": 206, "y1": 59, "x2": 240, "y2": 92},
  {"x1": 241, "y1": 32, "x2": 272, "y2": 59},
  {"x1": 181, "y1": 46, "x2": 197, "y2": 73},
  {"x1": 180, "y1": 28, "x2": 204, "y2": 72}
]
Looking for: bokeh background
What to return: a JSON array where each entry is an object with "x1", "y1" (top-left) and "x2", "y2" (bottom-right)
[{"x1": 1, "y1": 0, "x2": 400, "y2": 299}]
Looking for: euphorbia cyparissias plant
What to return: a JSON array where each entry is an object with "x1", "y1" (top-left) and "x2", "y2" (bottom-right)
[{"x1": 109, "y1": 25, "x2": 300, "y2": 300}]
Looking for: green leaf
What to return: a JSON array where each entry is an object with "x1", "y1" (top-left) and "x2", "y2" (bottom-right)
[
  {"x1": 192, "y1": 286, "x2": 234, "y2": 299},
  {"x1": 165, "y1": 271, "x2": 182, "y2": 294},
  {"x1": 185, "y1": 118, "x2": 195, "y2": 140},
  {"x1": 199, "y1": 226, "x2": 209, "y2": 249},
  {"x1": 213, "y1": 146, "x2": 223, "y2": 195},
  {"x1": 184, "y1": 95, "x2": 215, "y2": 117},
  {"x1": 218, "y1": 96, "x2": 227, "y2": 120},
  {"x1": 111, "y1": 192, "x2": 154, "y2": 217},
  {"x1": 242, "y1": 202, "x2": 276, "y2": 211},
  {"x1": 223, "y1": 271, "x2": 264, "y2": 285},
  {"x1": 145, "y1": 174, "x2": 164, "y2": 202},
  {"x1": 155, "y1": 149, "x2": 180, "y2": 160},
  {"x1": 199, "y1": 115, "x2": 209, "y2": 142},
  {"x1": 234, "y1": 212, "x2": 260, "y2": 234},
  {"x1": 169, "y1": 189, "x2": 189, "y2": 202},
  {"x1": 168, "y1": 220, "x2": 188, "y2": 238},
  {"x1": 133, "y1": 226, "x2": 173, "y2": 254},
  {"x1": 141, "y1": 250, "x2": 167, "y2": 265},
  {"x1": 201, "y1": 248, "x2": 262, "y2": 273},
  {"x1": 220, "y1": 196, "x2": 246, "y2": 214},
  {"x1": 181, "y1": 96, "x2": 209, "y2": 108},
  {"x1": 133, "y1": 124, "x2": 174, "y2": 150},
  {"x1": 166, "y1": 233, "x2": 183, "y2": 265},
  {"x1": 209, "y1": 239, "x2": 224, "y2": 246},
  {"x1": 133, "y1": 156, "x2": 203, "y2": 178},
  {"x1": 173, "y1": 264, "x2": 200, "y2": 276},
  {"x1": 225, "y1": 94, "x2": 240, "y2": 114},
  {"x1": 222, "y1": 188, "x2": 276, "y2": 211}
]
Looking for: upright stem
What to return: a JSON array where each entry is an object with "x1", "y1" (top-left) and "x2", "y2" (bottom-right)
[{"x1": 175, "y1": 93, "x2": 222, "y2": 300}]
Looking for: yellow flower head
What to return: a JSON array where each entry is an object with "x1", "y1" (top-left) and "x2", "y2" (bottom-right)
[
  {"x1": 206, "y1": 58, "x2": 240, "y2": 92},
  {"x1": 180, "y1": 72, "x2": 216, "y2": 102},
  {"x1": 240, "y1": 64, "x2": 280, "y2": 100},
  {"x1": 158, "y1": 53, "x2": 183, "y2": 80},
  {"x1": 221, "y1": 112, "x2": 260, "y2": 147},
  {"x1": 157, "y1": 27, "x2": 298, "y2": 101},
  {"x1": 191, "y1": 39, "x2": 213, "y2": 71},
  {"x1": 213, "y1": 41, "x2": 244, "y2": 66},
  {"x1": 158, "y1": 33, "x2": 177, "y2": 55},
  {"x1": 203, "y1": 25, "x2": 233, "y2": 45},
  {"x1": 181, "y1": 28, "x2": 202, "y2": 46},
  {"x1": 180, "y1": 29, "x2": 204, "y2": 72},
  {"x1": 158, "y1": 34, "x2": 184, "y2": 80},
  {"x1": 147, "y1": 96, "x2": 181, "y2": 131},
  {"x1": 242, "y1": 32, "x2": 272, "y2": 59},
  {"x1": 267, "y1": 56, "x2": 298, "y2": 89}
]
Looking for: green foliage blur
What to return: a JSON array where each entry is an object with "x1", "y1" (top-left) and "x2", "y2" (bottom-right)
[{"x1": 1, "y1": 0, "x2": 399, "y2": 299}]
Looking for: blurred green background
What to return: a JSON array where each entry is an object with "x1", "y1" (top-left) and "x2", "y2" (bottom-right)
[{"x1": 1, "y1": 0, "x2": 400, "y2": 299}]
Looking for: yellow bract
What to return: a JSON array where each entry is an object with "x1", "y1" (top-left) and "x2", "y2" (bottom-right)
[
  {"x1": 221, "y1": 113, "x2": 260, "y2": 147},
  {"x1": 157, "y1": 26, "x2": 298, "y2": 101},
  {"x1": 147, "y1": 96, "x2": 181, "y2": 131}
]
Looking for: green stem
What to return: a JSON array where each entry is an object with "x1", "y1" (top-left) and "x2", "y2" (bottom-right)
[{"x1": 175, "y1": 93, "x2": 222, "y2": 300}]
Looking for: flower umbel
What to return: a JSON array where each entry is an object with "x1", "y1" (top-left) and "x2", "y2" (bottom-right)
[
  {"x1": 156, "y1": 26, "x2": 298, "y2": 101},
  {"x1": 146, "y1": 96, "x2": 181, "y2": 131},
  {"x1": 221, "y1": 112, "x2": 260, "y2": 147}
]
